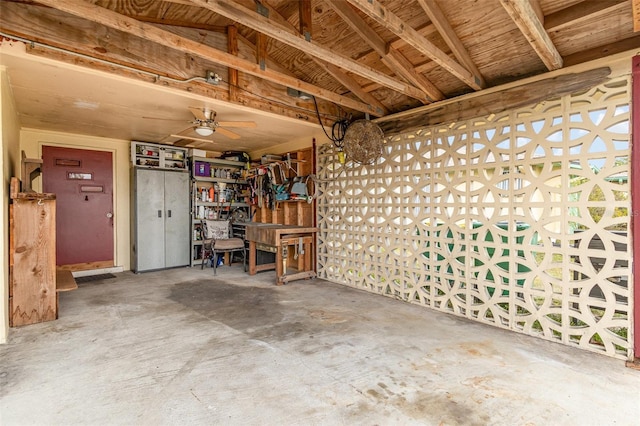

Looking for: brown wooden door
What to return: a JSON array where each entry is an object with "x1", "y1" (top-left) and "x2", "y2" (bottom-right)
[{"x1": 42, "y1": 146, "x2": 114, "y2": 269}]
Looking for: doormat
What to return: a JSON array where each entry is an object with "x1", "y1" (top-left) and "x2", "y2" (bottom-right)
[{"x1": 75, "y1": 273, "x2": 117, "y2": 283}]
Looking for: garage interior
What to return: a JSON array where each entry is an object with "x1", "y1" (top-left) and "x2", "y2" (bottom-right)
[{"x1": 1, "y1": 0, "x2": 640, "y2": 423}]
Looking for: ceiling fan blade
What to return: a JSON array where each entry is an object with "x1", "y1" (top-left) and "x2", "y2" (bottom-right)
[
  {"x1": 188, "y1": 106, "x2": 209, "y2": 121},
  {"x1": 175, "y1": 137, "x2": 221, "y2": 150},
  {"x1": 217, "y1": 121, "x2": 257, "y2": 128},
  {"x1": 142, "y1": 116, "x2": 190, "y2": 122},
  {"x1": 172, "y1": 138, "x2": 195, "y2": 147},
  {"x1": 171, "y1": 125, "x2": 195, "y2": 137},
  {"x1": 215, "y1": 127, "x2": 241, "y2": 139},
  {"x1": 170, "y1": 134, "x2": 215, "y2": 144},
  {"x1": 193, "y1": 141, "x2": 221, "y2": 150}
]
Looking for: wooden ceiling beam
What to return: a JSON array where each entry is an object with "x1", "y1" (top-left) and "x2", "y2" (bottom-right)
[
  {"x1": 563, "y1": 34, "x2": 640, "y2": 67},
  {"x1": 313, "y1": 59, "x2": 389, "y2": 115},
  {"x1": 326, "y1": 0, "x2": 388, "y2": 56},
  {"x1": 529, "y1": 0, "x2": 544, "y2": 24},
  {"x1": 298, "y1": 0, "x2": 312, "y2": 40},
  {"x1": 293, "y1": 0, "x2": 389, "y2": 114},
  {"x1": 256, "y1": 33, "x2": 267, "y2": 70},
  {"x1": 377, "y1": 67, "x2": 611, "y2": 135},
  {"x1": 389, "y1": 23, "x2": 438, "y2": 50},
  {"x1": 327, "y1": 0, "x2": 443, "y2": 103},
  {"x1": 128, "y1": 15, "x2": 227, "y2": 33},
  {"x1": 254, "y1": 0, "x2": 389, "y2": 115},
  {"x1": 382, "y1": 51, "x2": 443, "y2": 102},
  {"x1": 634, "y1": 0, "x2": 640, "y2": 32},
  {"x1": 343, "y1": 0, "x2": 482, "y2": 91},
  {"x1": 414, "y1": 0, "x2": 486, "y2": 88},
  {"x1": 499, "y1": 0, "x2": 563, "y2": 70},
  {"x1": 545, "y1": 0, "x2": 627, "y2": 32},
  {"x1": 227, "y1": 25, "x2": 239, "y2": 102},
  {"x1": 32, "y1": 0, "x2": 383, "y2": 116},
  {"x1": 188, "y1": 0, "x2": 429, "y2": 103}
]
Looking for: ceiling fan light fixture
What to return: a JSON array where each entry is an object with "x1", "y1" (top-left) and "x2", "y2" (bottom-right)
[{"x1": 195, "y1": 125, "x2": 214, "y2": 137}]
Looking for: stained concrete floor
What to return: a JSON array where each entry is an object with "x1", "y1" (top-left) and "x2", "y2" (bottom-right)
[{"x1": 1, "y1": 266, "x2": 638, "y2": 426}]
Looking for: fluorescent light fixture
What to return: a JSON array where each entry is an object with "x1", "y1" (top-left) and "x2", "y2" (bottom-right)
[{"x1": 195, "y1": 125, "x2": 214, "y2": 137}]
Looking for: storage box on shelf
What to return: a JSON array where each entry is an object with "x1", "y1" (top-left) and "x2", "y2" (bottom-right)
[
  {"x1": 190, "y1": 156, "x2": 251, "y2": 266},
  {"x1": 131, "y1": 141, "x2": 188, "y2": 170}
]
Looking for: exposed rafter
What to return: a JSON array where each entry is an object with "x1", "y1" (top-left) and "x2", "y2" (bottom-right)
[
  {"x1": 312, "y1": 59, "x2": 389, "y2": 115},
  {"x1": 32, "y1": 0, "x2": 384, "y2": 116},
  {"x1": 227, "y1": 25, "x2": 239, "y2": 102},
  {"x1": 129, "y1": 15, "x2": 226, "y2": 33},
  {"x1": 298, "y1": 0, "x2": 312, "y2": 40},
  {"x1": 635, "y1": 0, "x2": 640, "y2": 32},
  {"x1": 390, "y1": 23, "x2": 438, "y2": 50},
  {"x1": 256, "y1": 32, "x2": 267, "y2": 70},
  {"x1": 343, "y1": 0, "x2": 483, "y2": 91},
  {"x1": 529, "y1": 0, "x2": 544, "y2": 24},
  {"x1": 414, "y1": 0, "x2": 486, "y2": 89},
  {"x1": 253, "y1": 0, "x2": 389, "y2": 115},
  {"x1": 499, "y1": 0, "x2": 563, "y2": 70},
  {"x1": 563, "y1": 34, "x2": 640, "y2": 67},
  {"x1": 545, "y1": 0, "x2": 628, "y2": 32},
  {"x1": 188, "y1": 0, "x2": 430, "y2": 103},
  {"x1": 327, "y1": 0, "x2": 444, "y2": 103}
]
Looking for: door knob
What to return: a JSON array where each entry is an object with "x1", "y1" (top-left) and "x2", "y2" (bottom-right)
[{"x1": 106, "y1": 212, "x2": 113, "y2": 218}]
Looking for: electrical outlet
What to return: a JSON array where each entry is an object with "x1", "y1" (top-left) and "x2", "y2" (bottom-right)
[{"x1": 206, "y1": 71, "x2": 221, "y2": 84}]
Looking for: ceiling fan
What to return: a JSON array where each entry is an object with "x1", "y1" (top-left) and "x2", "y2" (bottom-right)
[{"x1": 150, "y1": 107, "x2": 256, "y2": 147}]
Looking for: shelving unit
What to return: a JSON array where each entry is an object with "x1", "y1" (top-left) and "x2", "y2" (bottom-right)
[
  {"x1": 253, "y1": 148, "x2": 314, "y2": 228},
  {"x1": 190, "y1": 156, "x2": 251, "y2": 266},
  {"x1": 131, "y1": 141, "x2": 188, "y2": 170}
]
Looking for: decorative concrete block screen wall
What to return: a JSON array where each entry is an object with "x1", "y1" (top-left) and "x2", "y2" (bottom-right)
[{"x1": 316, "y1": 75, "x2": 632, "y2": 360}]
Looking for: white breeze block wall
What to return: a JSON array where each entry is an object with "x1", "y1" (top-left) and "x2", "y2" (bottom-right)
[{"x1": 316, "y1": 75, "x2": 632, "y2": 360}]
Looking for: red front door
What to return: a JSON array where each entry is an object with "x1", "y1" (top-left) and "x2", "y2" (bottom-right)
[{"x1": 42, "y1": 146, "x2": 114, "y2": 269}]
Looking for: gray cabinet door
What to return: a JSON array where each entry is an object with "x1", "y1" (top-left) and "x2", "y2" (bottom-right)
[
  {"x1": 164, "y1": 171, "x2": 190, "y2": 268},
  {"x1": 133, "y1": 168, "x2": 165, "y2": 271}
]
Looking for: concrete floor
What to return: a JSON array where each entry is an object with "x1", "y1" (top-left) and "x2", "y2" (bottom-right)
[{"x1": 1, "y1": 266, "x2": 638, "y2": 425}]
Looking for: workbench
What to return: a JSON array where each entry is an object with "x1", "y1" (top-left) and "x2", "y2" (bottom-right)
[{"x1": 244, "y1": 223, "x2": 317, "y2": 285}]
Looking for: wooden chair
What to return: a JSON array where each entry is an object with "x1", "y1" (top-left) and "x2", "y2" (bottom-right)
[{"x1": 200, "y1": 219, "x2": 246, "y2": 275}]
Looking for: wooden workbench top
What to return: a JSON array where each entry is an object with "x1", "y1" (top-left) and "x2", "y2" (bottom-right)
[{"x1": 244, "y1": 223, "x2": 317, "y2": 246}]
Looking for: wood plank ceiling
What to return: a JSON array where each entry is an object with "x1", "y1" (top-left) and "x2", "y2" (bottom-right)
[{"x1": 1, "y1": 0, "x2": 639, "y2": 147}]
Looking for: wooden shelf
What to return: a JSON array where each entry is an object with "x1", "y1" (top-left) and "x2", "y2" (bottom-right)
[
  {"x1": 195, "y1": 176, "x2": 247, "y2": 184},
  {"x1": 194, "y1": 201, "x2": 248, "y2": 208},
  {"x1": 192, "y1": 156, "x2": 246, "y2": 167}
]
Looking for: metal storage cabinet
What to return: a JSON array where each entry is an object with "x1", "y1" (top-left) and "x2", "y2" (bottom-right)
[{"x1": 131, "y1": 167, "x2": 190, "y2": 272}]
